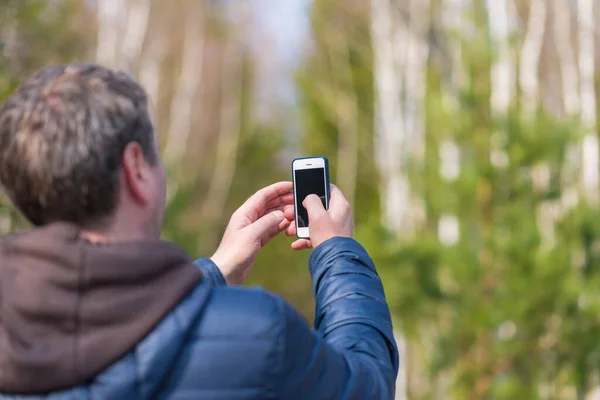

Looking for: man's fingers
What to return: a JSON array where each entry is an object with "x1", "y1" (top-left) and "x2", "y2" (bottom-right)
[
  {"x1": 263, "y1": 205, "x2": 294, "y2": 230},
  {"x1": 236, "y1": 182, "x2": 293, "y2": 223},
  {"x1": 246, "y1": 210, "x2": 286, "y2": 246},
  {"x1": 279, "y1": 218, "x2": 291, "y2": 231},
  {"x1": 328, "y1": 184, "x2": 347, "y2": 207},
  {"x1": 286, "y1": 221, "x2": 296, "y2": 237},
  {"x1": 291, "y1": 239, "x2": 312, "y2": 250},
  {"x1": 283, "y1": 204, "x2": 295, "y2": 220},
  {"x1": 303, "y1": 194, "x2": 327, "y2": 219},
  {"x1": 328, "y1": 184, "x2": 351, "y2": 218},
  {"x1": 263, "y1": 203, "x2": 291, "y2": 216},
  {"x1": 264, "y1": 192, "x2": 294, "y2": 210}
]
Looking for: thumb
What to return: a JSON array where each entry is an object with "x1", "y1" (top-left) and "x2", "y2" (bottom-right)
[
  {"x1": 246, "y1": 210, "x2": 285, "y2": 245},
  {"x1": 303, "y1": 194, "x2": 327, "y2": 219}
]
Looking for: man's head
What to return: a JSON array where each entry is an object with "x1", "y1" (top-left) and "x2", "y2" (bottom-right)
[{"x1": 0, "y1": 64, "x2": 166, "y2": 239}]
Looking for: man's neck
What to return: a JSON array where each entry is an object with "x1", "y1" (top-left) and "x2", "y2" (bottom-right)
[
  {"x1": 79, "y1": 230, "x2": 114, "y2": 244},
  {"x1": 79, "y1": 224, "x2": 154, "y2": 243}
]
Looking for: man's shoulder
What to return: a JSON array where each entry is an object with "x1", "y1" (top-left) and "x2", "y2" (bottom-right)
[
  {"x1": 197, "y1": 285, "x2": 286, "y2": 340},
  {"x1": 136, "y1": 286, "x2": 292, "y2": 398}
]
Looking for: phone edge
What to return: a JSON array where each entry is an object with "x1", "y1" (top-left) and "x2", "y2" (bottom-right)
[{"x1": 291, "y1": 156, "x2": 330, "y2": 239}]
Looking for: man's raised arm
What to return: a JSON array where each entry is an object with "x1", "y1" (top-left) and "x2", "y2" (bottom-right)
[
  {"x1": 275, "y1": 237, "x2": 398, "y2": 399},
  {"x1": 274, "y1": 186, "x2": 399, "y2": 399}
]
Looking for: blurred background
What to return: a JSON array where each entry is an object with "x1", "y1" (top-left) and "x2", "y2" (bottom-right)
[{"x1": 2, "y1": 0, "x2": 600, "y2": 398}]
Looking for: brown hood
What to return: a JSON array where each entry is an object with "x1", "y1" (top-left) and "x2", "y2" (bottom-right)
[{"x1": 0, "y1": 222, "x2": 203, "y2": 394}]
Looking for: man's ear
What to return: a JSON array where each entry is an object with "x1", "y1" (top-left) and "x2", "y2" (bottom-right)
[{"x1": 122, "y1": 142, "x2": 151, "y2": 205}]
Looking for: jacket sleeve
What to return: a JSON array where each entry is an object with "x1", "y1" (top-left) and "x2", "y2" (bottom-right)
[
  {"x1": 274, "y1": 237, "x2": 399, "y2": 400},
  {"x1": 194, "y1": 258, "x2": 227, "y2": 286}
]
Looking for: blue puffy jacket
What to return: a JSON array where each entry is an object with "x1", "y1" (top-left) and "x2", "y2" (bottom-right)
[{"x1": 0, "y1": 237, "x2": 398, "y2": 400}]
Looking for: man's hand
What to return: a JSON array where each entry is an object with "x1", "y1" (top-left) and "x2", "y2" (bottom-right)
[
  {"x1": 211, "y1": 182, "x2": 294, "y2": 285},
  {"x1": 285, "y1": 184, "x2": 354, "y2": 250}
]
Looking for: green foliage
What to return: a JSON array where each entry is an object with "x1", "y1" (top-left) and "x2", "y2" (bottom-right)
[
  {"x1": 382, "y1": 10, "x2": 596, "y2": 400},
  {"x1": 300, "y1": 0, "x2": 600, "y2": 397},
  {"x1": 0, "y1": 0, "x2": 87, "y2": 93},
  {"x1": 296, "y1": 0, "x2": 380, "y2": 229},
  {"x1": 0, "y1": 0, "x2": 88, "y2": 233}
]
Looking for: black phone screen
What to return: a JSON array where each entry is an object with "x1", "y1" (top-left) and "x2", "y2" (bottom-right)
[{"x1": 294, "y1": 168, "x2": 326, "y2": 228}]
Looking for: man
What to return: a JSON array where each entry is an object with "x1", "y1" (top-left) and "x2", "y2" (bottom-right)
[{"x1": 0, "y1": 64, "x2": 398, "y2": 399}]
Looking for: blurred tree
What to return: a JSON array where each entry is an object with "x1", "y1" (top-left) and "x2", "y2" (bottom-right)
[
  {"x1": 290, "y1": 0, "x2": 385, "y2": 317},
  {"x1": 301, "y1": 0, "x2": 600, "y2": 398},
  {"x1": 296, "y1": 0, "x2": 381, "y2": 229},
  {"x1": 295, "y1": 0, "x2": 385, "y2": 315},
  {"x1": 149, "y1": 0, "x2": 317, "y2": 317},
  {"x1": 375, "y1": 1, "x2": 600, "y2": 399},
  {"x1": 0, "y1": 0, "x2": 90, "y2": 234}
]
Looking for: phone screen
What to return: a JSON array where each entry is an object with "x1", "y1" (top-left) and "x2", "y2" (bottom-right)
[{"x1": 294, "y1": 167, "x2": 327, "y2": 228}]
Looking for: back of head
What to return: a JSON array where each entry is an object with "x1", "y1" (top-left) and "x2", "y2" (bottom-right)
[
  {"x1": 0, "y1": 66, "x2": 203, "y2": 397},
  {"x1": 0, "y1": 64, "x2": 157, "y2": 229}
]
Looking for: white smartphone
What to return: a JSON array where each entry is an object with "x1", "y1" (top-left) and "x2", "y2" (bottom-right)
[{"x1": 292, "y1": 156, "x2": 330, "y2": 239}]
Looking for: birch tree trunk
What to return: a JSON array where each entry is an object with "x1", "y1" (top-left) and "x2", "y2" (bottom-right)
[
  {"x1": 553, "y1": 0, "x2": 581, "y2": 234},
  {"x1": 372, "y1": 0, "x2": 410, "y2": 235},
  {"x1": 520, "y1": 0, "x2": 547, "y2": 114},
  {"x1": 521, "y1": 0, "x2": 553, "y2": 246},
  {"x1": 401, "y1": 3, "x2": 431, "y2": 396},
  {"x1": 577, "y1": 2, "x2": 598, "y2": 398},
  {"x1": 163, "y1": 2, "x2": 205, "y2": 169},
  {"x1": 371, "y1": 1, "x2": 408, "y2": 397},
  {"x1": 329, "y1": 34, "x2": 359, "y2": 208},
  {"x1": 405, "y1": 3, "x2": 432, "y2": 395},
  {"x1": 578, "y1": 0, "x2": 598, "y2": 203},
  {"x1": 96, "y1": 0, "x2": 123, "y2": 67},
  {"x1": 554, "y1": 0, "x2": 580, "y2": 117},
  {"x1": 138, "y1": 31, "x2": 165, "y2": 127},
  {"x1": 120, "y1": 0, "x2": 152, "y2": 73},
  {"x1": 199, "y1": 38, "x2": 244, "y2": 245},
  {"x1": 404, "y1": 0, "x2": 430, "y2": 236},
  {"x1": 372, "y1": 0, "x2": 432, "y2": 396},
  {"x1": 97, "y1": 0, "x2": 156, "y2": 119},
  {"x1": 96, "y1": 0, "x2": 151, "y2": 72},
  {"x1": 439, "y1": 0, "x2": 468, "y2": 248},
  {"x1": 404, "y1": 0, "x2": 430, "y2": 161},
  {"x1": 486, "y1": 0, "x2": 514, "y2": 118}
]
